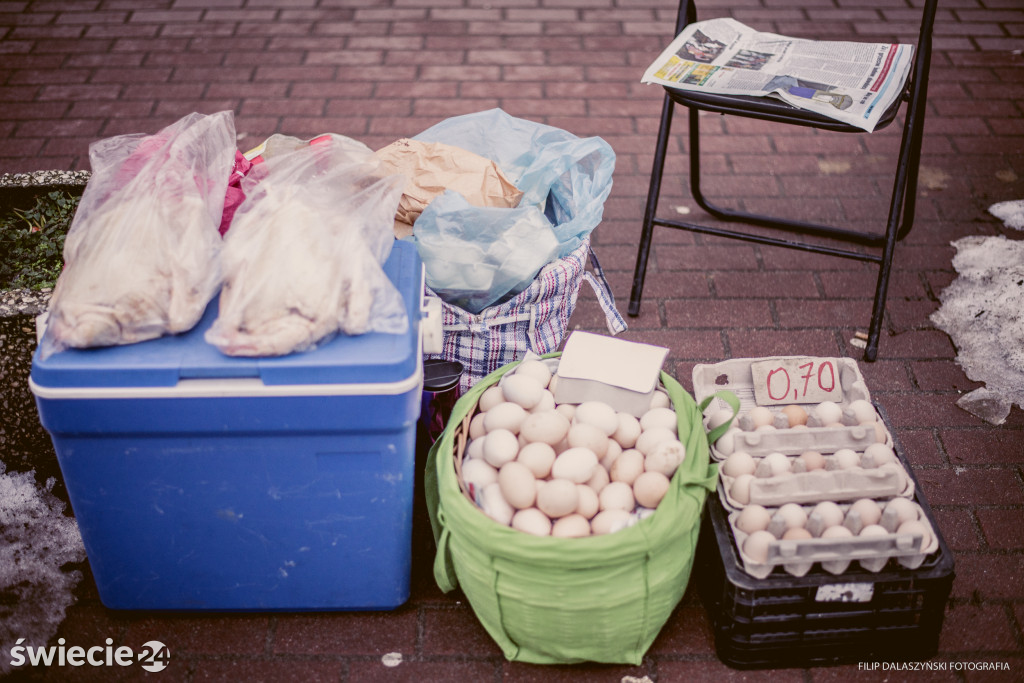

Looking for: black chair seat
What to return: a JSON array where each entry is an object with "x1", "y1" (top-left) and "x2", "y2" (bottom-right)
[{"x1": 664, "y1": 86, "x2": 906, "y2": 133}]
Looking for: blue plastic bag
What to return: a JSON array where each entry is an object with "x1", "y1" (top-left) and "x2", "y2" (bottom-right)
[
  {"x1": 416, "y1": 190, "x2": 559, "y2": 314},
  {"x1": 413, "y1": 109, "x2": 616, "y2": 260}
]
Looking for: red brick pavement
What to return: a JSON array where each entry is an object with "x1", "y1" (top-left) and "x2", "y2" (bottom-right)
[{"x1": 2, "y1": 0, "x2": 1023, "y2": 681}]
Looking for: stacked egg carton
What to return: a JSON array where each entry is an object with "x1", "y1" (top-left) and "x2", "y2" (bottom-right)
[{"x1": 693, "y1": 357, "x2": 939, "y2": 578}]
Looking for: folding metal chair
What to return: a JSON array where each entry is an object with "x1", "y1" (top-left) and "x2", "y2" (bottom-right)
[{"x1": 628, "y1": 0, "x2": 939, "y2": 361}]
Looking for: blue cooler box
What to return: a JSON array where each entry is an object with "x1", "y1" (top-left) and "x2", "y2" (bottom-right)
[{"x1": 30, "y1": 241, "x2": 424, "y2": 611}]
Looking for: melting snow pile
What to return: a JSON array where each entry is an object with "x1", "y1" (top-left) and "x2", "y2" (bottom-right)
[
  {"x1": 0, "y1": 462, "x2": 86, "y2": 676},
  {"x1": 930, "y1": 202, "x2": 1024, "y2": 425}
]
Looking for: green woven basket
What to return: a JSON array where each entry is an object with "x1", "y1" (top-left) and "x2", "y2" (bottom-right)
[{"x1": 424, "y1": 355, "x2": 720, "y2": 665}]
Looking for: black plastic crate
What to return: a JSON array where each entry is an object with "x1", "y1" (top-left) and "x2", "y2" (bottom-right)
[{"x1": 695, "y1": 415, "x2": 955, "y2": 669}]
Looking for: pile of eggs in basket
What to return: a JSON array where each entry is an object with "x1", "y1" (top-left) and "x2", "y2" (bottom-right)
[{"x1": 460, "y1": 360, "x2": 684, "y2": 538}]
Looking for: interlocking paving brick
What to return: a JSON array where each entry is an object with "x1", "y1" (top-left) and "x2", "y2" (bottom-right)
[{"x1": 1, "y1": 0, "x2": 1022, "y2": 676}]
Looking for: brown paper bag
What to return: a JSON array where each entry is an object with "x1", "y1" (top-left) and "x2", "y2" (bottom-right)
[{"x1": 375, "y1": 138, "x2": 523, "y2": 238}]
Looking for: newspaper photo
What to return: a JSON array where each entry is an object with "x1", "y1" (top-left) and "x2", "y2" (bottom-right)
[{"x1": 641, "y1": 18, "x2": 914, "y2": 132}]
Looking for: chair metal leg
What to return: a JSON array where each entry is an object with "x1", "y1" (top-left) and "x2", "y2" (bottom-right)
[
  {"x1": 687, "y1": 107, "x2": 889, "y2": 248},
  {"x1": 629, "y1": 95, "x2": 677, "y2": 317}
]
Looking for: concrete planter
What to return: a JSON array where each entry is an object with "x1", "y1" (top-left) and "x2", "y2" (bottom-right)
[{"x1": 0, "y1": 171, "x2": 88, "y2": 502}]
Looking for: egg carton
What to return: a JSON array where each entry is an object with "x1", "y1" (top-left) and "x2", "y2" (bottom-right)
[
  {"x1": 717, "y1": 455, "x2": 915, "y2": 511},
  {"x1": 692, "y1": 357, "x2": 893, "y2": 460},
  {"x1": 729, "y1": 500, "x2": 940, "y2": 579}
]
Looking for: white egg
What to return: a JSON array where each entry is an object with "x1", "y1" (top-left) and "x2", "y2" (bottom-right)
[
  {"x1": 863, "y1": 443, "x2": 896, "y2": 468},
  {"x1": 480, "y1": 482, "x2": 514, "y2": 526},
  {"x1": 848, "y1": 498, "x2": 883, "y2": 527},
  {"x1": 635, "y1": 427, "x2": 676, "y2": 456},
  {"x1": 551, "y1": 513, "x2": 591, "y2": 538},
  {"x1": 776, "y1": 502, "x2": 808, "y2": 530},
  {"x1": 762, "y1": 452, "x2": 792, "y2": 477},
  {"x1": 517, "y1": 441, "x2": 556, "y2": 479},
  {"x1": 478, "y1": 385, "x2": 506, "y2": 412},
  {"x1": 821, "y1": 525, "x2": 853, "y2": 539},
  {"x1": 798, "y1": 450, "x2": 826, "y2": 471},
  {"x1": 585, "y1": 463, "x2": 610, "y2": 494},
  {"x1": 832, "y1": 448, "x2": 860, "y2": 470},
  {"x1": 810, "y1": 501, "x2": 845, "y2": 531},
  {"x1": 464, "y1": 437, "x2": 486, "y2": 460},
  {"x1": 706, "y1": 407, "x2": 735, "y2": 431},
  {"x1": 574, "y1": 401, "x2": 619, "y2": 437},
  {"x1": 722, "y1": 451, "x2": 757, "y2": 478},
  {"x1": 714, "y1": 427, "x2": 742, "y2": 456},
  {"x1": 536, "y1": 479, "x2": 579, "y2": 518},
  {"x1": 551, "y1": 447, "x2": 599, "y2": 484},
  {"x1": 511, "y1": 508, "x2": 552, "y2": 536},
  {"x1": 575, "y1": 484, "x2": 600, "y2": 519},
  {"x1": 461, "y1": 458, "x2": 497, "y2": 492},
  {"x1": 633, "y1": 471, "x2": 670, "y2": 508},
  {"x1": 531, "y1": 390, "x2": 556, "y2": 413},
  {"x1": 859, "y1": 524, "x2": 889, "y2": 537},
  {"x1": 884, "y1": 497, "x2": 919, "y2": 526},
  {"x1": 640, "y1": 407, "x2": 678, "y2": 434},
  {"x1": 755, "y1": 424, "x2": 777, "y2": 432},
  {"x1": 644, "y1": 439, "x2": 685, "y2": 477},
  {"x1": 598, "y1": 481, "x2": 635, "y2": 512},
  {"x1": 897, "y1": 520, "x2": 932, "y2": 549},
  {"x1": 519, "y1": 410, "x2": 571, "y2": 446},
  {"x1": 612, "y1": 413, "x2": 642, "y2": 449},
  {"x1": 566, "y1": 422, "x2": 609, "y2": 458},
  {"x1": 609, "y1": 448, "x2": 645, "y2": 485},
  {"x1": 602, "y1": 439, "x2": 622, "y2": 470},
  {"x1": 736, "y1": 504, "x2": 772, "y2": 534},
  {"x1": 502, "y1": 373, "x2": 545, "y2": 410},
  {"x1": 730, "y1": 473, "x2": 755, "y2": 505},
  {"x1": 649, "y1": 390, "x2": 671, "y2": 410},
  {"x1": 873, "y1": 421, "x2": 889, "y2": 443},
  {"x1": 782, "y1": 527, "x2": 812, "y2": 540},
  {"x1": 814, "y1": 400, "x2": 843, "y2": 425},
  {"x1": 483, "y1": 401, "x2": 528, "y2": 434},
  {"x1": 469, "y1": 412, "x2": 487, "y2": 439},
  {"x1": 748, "y1": 406, "x2": 774, "y2": 429},
  {"x1": 846, "y1": 399, "x2": 877, "y2": 424},
  {"x1": 515, "y1": 359, "x2": 553, "y2": 388},
  {"x1": 591, "y1": 508, "x2": 632, "y2": 535},
  {"x1": 482, "y1": 429, "x2": 520, "y2": 468},
  {"x1": 498, "y1": 461, "x2": 537, "y2": 510},
  {"x1": 555, "y1": 403, "x2": 576, "y2": 421},
  {"x1": 742, "y1": 530, "x2": 776, "y2": 563}
]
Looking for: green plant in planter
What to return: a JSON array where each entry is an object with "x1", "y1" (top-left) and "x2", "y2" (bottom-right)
[{"x1": 0, "y1": 190, "x2": 79, "y2": 290}]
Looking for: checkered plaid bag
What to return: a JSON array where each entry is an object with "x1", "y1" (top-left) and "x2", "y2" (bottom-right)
[{"x1": 426, "y1": 237, "x2": 627, "y2": 394}]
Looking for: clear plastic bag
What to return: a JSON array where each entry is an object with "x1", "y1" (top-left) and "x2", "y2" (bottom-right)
[
  {"x1": 416, "y1": 190, "x2": 559, "y2": 314},
  {"x1": 413, "y1": 109, "x2": 616, "y2": 258},
  {"x1": 204, "y1": 134, "x2": 408, "y2": 357},
  {"x1": 40, "y1": 111, "x2": 237, "y2": 359}
]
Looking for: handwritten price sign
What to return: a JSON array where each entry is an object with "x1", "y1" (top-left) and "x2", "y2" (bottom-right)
[{"x1": 750, "y1": 357, "x2": 844, "y2": 406}]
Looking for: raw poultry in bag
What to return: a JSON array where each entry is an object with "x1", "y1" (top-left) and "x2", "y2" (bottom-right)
[
  {"x1": 204, "y1": 134, "x2": 408, "y2": 357},
  {"x1": 40, "y1": 111, "x2": 237, "y2": 359}
]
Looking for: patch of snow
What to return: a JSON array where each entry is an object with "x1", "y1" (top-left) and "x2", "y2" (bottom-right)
[
  {"x1": 989, "y1": 199, "x2": 1024, "y2": 231},
  {"x1": 930, "y1": 232, "x2": 1024, "y2": 425},
  {"x1": 0, "y1": 462, "x2": 86, "y2": 676}
]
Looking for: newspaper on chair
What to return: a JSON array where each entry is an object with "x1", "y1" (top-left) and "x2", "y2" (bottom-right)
[{"x1": 642, "y1": 18, "x2": 914, "y2": 132}]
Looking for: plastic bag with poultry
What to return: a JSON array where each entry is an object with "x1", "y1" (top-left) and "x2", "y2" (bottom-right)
[
  {"x1": 204, "y1": 134, "x2": 408, "y2": 357},
  {"x1": 39, "y1": 111, "x2": 237, "y2": 359}
]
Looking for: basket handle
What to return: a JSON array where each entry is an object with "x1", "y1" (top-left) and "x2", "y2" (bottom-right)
[
  {"x1": 698, "y1": 390, "x2": 740, "y2": 445},
  {"x1": 433, "y1": 514, "x2": 460, "y2": 593}
]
